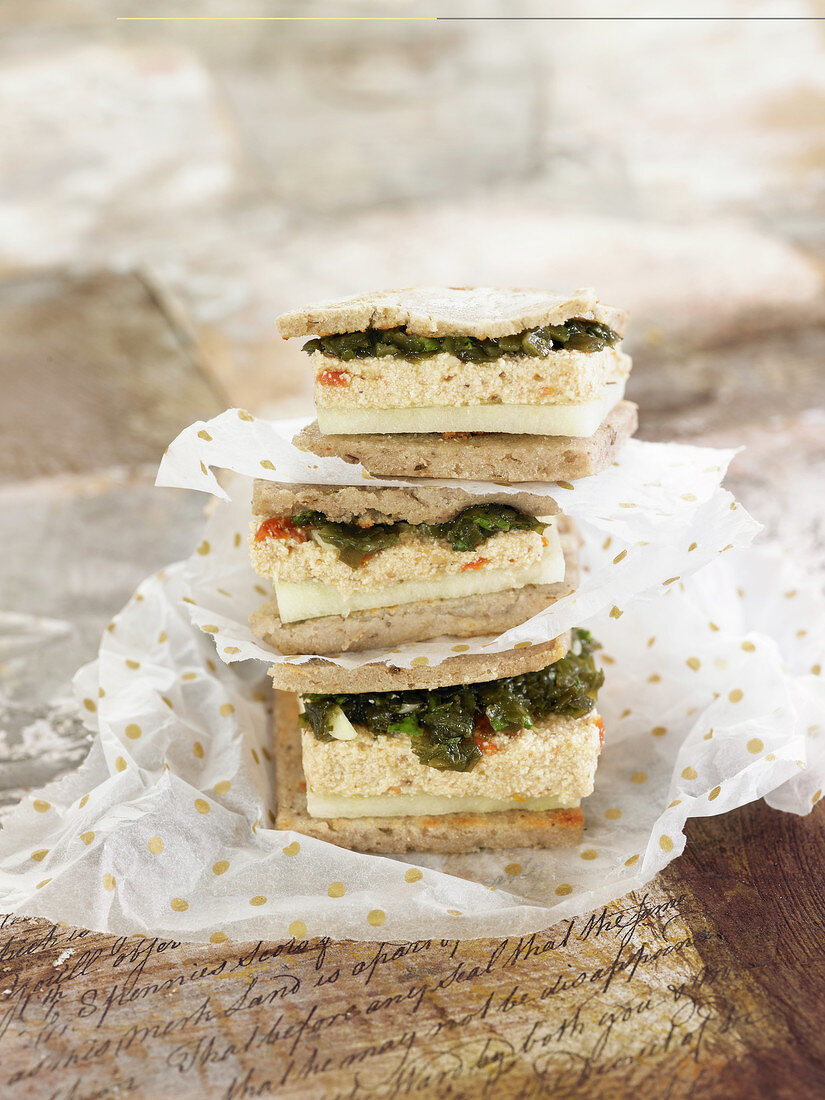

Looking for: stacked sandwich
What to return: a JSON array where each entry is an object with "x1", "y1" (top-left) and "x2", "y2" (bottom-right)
[{"x1": 249, "y1": 288, "x2": 636, "y2": 853}]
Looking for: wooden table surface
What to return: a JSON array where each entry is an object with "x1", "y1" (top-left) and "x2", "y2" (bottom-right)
[{"x1": 1, "y1": 271, "x2": 824, "y2": 1099}]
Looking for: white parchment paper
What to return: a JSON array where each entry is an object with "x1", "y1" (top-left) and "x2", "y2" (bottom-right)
[
  {"x1": 0, "y1": 414, "x2": 822, "y2": 942},
  {"x1": 157, "y1": 409, "x2": 762, "y2": 669}
]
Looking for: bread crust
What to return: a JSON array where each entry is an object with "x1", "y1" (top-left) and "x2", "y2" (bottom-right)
[
  {"x1": 277, "y1": 286, "x2": 627, "y2": 340},
  {"x1": 267, "y1": 632, "x2": 570, "y2": 694},
  {"x1": 273, "y1": 691, "x2": 584, "y2": 854},
  {"x1": 251, "y1": 480, "x2": 560, "y2": 524},
  {"x1": 294, "y1": 400, "x2": 638, "y2": 482}
]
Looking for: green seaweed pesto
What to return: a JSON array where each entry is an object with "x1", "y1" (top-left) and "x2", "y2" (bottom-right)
[
  {"x1": 300, "y1": 629, "x2": 604, "y2": 772},
  {"x1": 291, "y1": 503, "x2": 546, "y2": 569},
  {"x1": 302, "y1": 319, "x2": 620, "y2": 362}
]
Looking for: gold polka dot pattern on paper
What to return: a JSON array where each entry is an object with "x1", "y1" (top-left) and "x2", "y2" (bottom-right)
[
  {"x1": 328, "y1": 882, "x2": 346, "y2": 898},
  {"x1": 613, "y1": 550, "x2": 627, "y2": 564},
  {"x1": 813, "y1": 665, "x2": 822, "y2": 677},
  {"x1": 367, "y1": 910, "x2": 386, "y2": 927},
  {"x1": 651, "y1": 726, "x2": 667, "y2": 738},
  {"x1": 262, "y1": 746, "x2": 273, "y2": 762},
  {"x1": 504, "y1": 863, "x2": 522, "y2": 876},
  {"x1": 741, "y1": 641, "x2": 755, "y2": 652},
  {"x1": 115, "y1": 757, "x2": 127, "y2": 772},
  {"x1": 729, "y1": 689, "x2": 744, "y2": 703},
  {"x1": 555, "y1": 883, "x2": 573, "y2": 896},
  {"x1": 648, "y1": 674, "x2": 661, "y2": 683},
  {"x1": 282, "y1": 842, "x2": 300, "y2": 857},
  {"x1": 214, "y1": 780, "x2": 231, "y2": 796},
  {"x1": 447, "y1": 909, "x2": 462, "y2": 916},
  {"x1": 624, "y1": 855, "x2": 639, "y2": 867},
  {"x1": 99, "y1": 688, "x2": 105, "y2": 698},
  {"x1": 162, "y1": 697, "x2": 174, "y2": 709},
  {"x1": 747, "y1": 738, "x2": 764, "y2": 754},
  {"x1": 33, "y1": 799, "x2": 51, "y2": 813},
  {"x1": 233, "y1": 533, "x2": 242, "y2": 548},
  {"x1": 251, "y1": 749, "x2": 260, "y2": 765},
  {"x1": 220, "y1": 704, "x2": 235, "y2": 718},
  {"x1": 514, "y1": 640, "x2": 532, "y2": 649},
  {"x1": 81, "y1": 831, "x2": 95, "y2": 846},
  {"x1": 249, "y1": 896, "x2": 267, "y2": 907},
  {"x1": 289, "y1": 919, "x2": 307, "y2": 938},
  {"x1": 79, "y1": 794, "x2": 89, "y2": 809},
  {"x1": 659, "y1": 835, "x2": 674, "y2": 852},
  {"x1": 202, "y1": 625, "x2": 219, "y2": 634},
  {"x1": 681, "y1": 766, "x2": 698, "y2": 780},
  {"x1": 609, "y1": 606, "x2": 622, "y2": 619},
  {"x1": 83, "y1": 698, "x2": 97, "y2": 712},
  {"x1": 260, "y1": 459, "x2": 276, "y2": 470},
  {"x1": 580, "y1": 849, "x2": 598, "y2": 861},
  {"x1": 630, "y1": 772, "x2": 648, "y2": 785},
  {"x1": 212, "y1": 860, "x2": 229, "y2": 875},
  {"x1": 31, "y1": 849, "x2": 48, "y2": 862},
  {"x1": 148, "y1": 836, "x2": 164, "y2": 855},
  {"x1": 410, "y1": 656, "x2": 429, "y2": 667},
  {"x1": 125, "y1": 659, "x2": 140, "y2": 670},
  {"x1": 708, "y1": 786, "x2": 721, "y2": 801},
  {"x1": 604, "y1": 808, "x2": 622, "y2": 820},
  {"x1": 688, "y1": 542, "x2": 697, "y2": 552},
  {"x1": 182, "y1": 672, "x2": 197, "y2": 683},
  {"x1": 102, "y1": 873, "x2": 116, "y2": 891},
  {"x1": 158, "y1": 631, "x2": 168, "y2": 644},
  {"x1": 193, "y1": 741, "x2": 204, "y2": 759},
  {"x1": 36, "y1": 879, "x2": 52, "y2": 890},
  {"x1": 766, "y1": 753, "x2": 776, "y2": 762},
  {"x1": 171, "y1": 898, "x2": 189, "y2": 912},
  {"x1": 197, "y1": 541, "x2": 210, "y2": 556},
  {"x1": 194, "y1": 799, "x2": 210, "y2": 814},
  {"x1": 404, "y1": 867, "x2": 423, "y2": 882},
  {"x1": 813, "y1": 790, "x2": 822, "y2": 805},
  {"x1": 224, "y1": 646, "x2": 240, "y2": 655},
  {"x1": 686, "y1": 657, "x2": 701, "y2": 671},
  {"x1": 197, "y1": 429, "x2": 213, "y2": 441},
  {"x1": 668, "y1": 799, "x2": 681, "y2": 809},
  {"x1": 125, "y1": 724, "x2": 142, "y2": 740},
  {"x1": 210, "y1": 931, "x2": 228, "y2": 944}
]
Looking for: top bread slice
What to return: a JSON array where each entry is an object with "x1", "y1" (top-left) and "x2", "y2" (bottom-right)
[
  {"x1": 277, "y1": 287, "x2": 628, "y2": 341},
  {"x1": 252, "y1": 479, "x2": 560, "y2": 524}
]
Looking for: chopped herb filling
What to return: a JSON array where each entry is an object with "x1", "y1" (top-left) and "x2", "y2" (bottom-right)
[
  {"x1": 290, "y1": 504, "x2": 546, "y2": 569},
  {"x1": 302, "y1": 319, "x2": 619, "y2": 362},
  {"x1": 301, "y1": 629, "x2": 604, "y2": 772}
]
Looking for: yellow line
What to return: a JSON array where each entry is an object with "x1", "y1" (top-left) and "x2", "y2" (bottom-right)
[{"x1": 116, "y1": 15, "x2": 438, "y2": 20}]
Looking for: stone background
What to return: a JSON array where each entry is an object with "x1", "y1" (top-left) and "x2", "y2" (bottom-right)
[{"x1": 0, "y1": 4, "x2": 823, "y2": 817}]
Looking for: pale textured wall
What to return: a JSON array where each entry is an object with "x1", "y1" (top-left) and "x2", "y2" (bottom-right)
[{"x1": 1, "y1": 0, "x2": 824, "y2": 412}]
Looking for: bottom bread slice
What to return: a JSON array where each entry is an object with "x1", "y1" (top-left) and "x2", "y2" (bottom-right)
[
  {"x1": 293, "y1": 399, "x2": 638, "y2": 481},
  {"x1": 273, "y1": 691, "x2": 584, "y2": 854}
]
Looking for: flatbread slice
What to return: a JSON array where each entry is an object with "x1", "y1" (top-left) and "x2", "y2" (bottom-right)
[
  {"x1": 294, "y1": 399, "x2": 637, "y2": 482},
  {"x1": 267, "y1": 631, "x2": 570, "y2": 694},
  {"x1": 277, "y1": 286, "x2": 627, "y2": 341},
  {"x1": 272, "y1": 691, "x2": 584, "y2": 854},
  {"x1": 252, "y1": 480, "x2": 560, "y2": 524}
]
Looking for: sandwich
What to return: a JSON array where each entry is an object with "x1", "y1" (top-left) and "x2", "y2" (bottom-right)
[
  {"x1": 272, "y1": 628, "x2": 605, "y2": 853},
  {"x1": 248, "y1": 480, "x2": 578, "y2": 654},
  {"x1": 278, "y1": 286, "x2": 637, "y2": 481}
]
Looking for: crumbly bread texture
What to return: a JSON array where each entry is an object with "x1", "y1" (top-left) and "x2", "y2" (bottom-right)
[
  {"x1": 294, "y1": 400, "x2": 638, "y2": 482},
  {"x1": 268, "y1": 632, "x2": 570, "y2": 694},
  {"x1": 251, "y1": 480, "x2": 560, "y2": 524},
  {"x1": 302, "y1": 712, "x2": 601, "y2": 803},
  {"x1": 273, "y1": 691, "x2": 584, "y2": 853},
  {"x1": 312, "y1": 347, "x2": 631, "y2": 410},
  {"x1": 277, "y1": 286, "x2": 627, "y2": 341},
  {"x1": 252, "y1": 522, "x2": 578, "y2": 655}
]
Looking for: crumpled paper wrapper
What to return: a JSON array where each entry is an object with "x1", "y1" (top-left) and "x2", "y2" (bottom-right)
[
  {"x1": 157, "y1": 409, "x2": 761, "y2": 669},
  {"x1": 0, "y1": 414, "x2": 822, "y2": 943}
]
